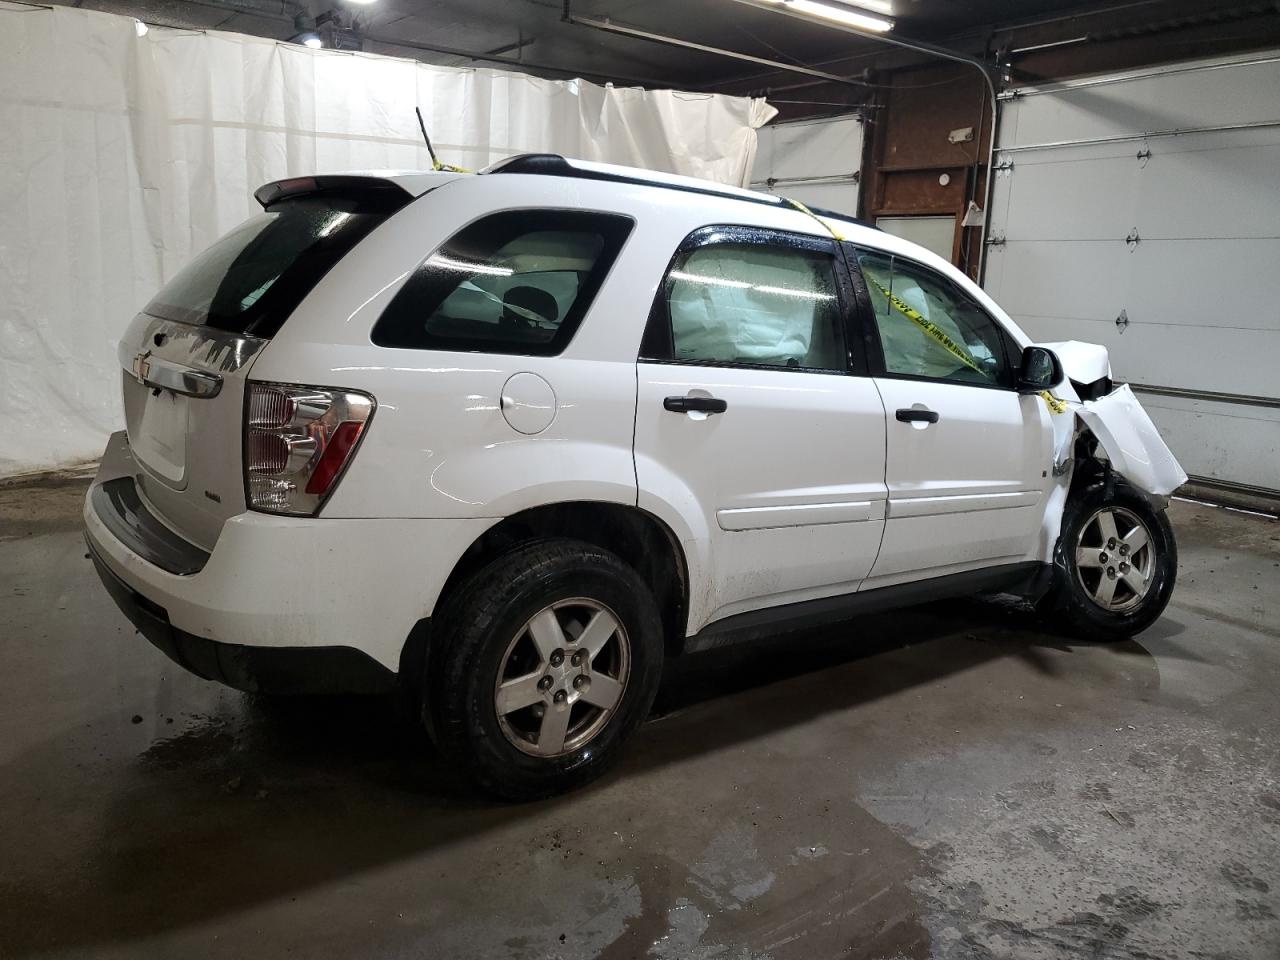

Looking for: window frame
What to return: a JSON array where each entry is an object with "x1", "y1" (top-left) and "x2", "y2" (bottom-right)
[
  {"x1": 639, "y1": 224, "x2": 866, "y2": 377},
  {"x1": 370, "y1": 207, "x2": 635, "y2": 357},
  {"x1": 844, "y1": 243, "x2": 1023, "y2": 392}
]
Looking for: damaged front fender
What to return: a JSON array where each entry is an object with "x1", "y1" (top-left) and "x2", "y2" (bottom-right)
[
  {"x1": 1037, "y1": 341, "x2": 1186, "y2": 499},
  {"x1": 1075, "y1": 384, "x2": 1188, "y2": 498}
]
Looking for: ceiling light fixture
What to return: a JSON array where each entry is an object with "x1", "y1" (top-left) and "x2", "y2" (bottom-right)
[
  {"x1": 799, "y1": 0, "x2": 894, "y2": 16},
  {"x1": 133, "y1": 19, "x2": 149, "y2": 37},
  {"x1": 750, "y1": 0, "x2": 894, "y2": 33},
  {"x1": 301, "y1": 34, "x2": 323, "y2": 48}
]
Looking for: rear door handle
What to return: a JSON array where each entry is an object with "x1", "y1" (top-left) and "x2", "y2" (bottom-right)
[
  {"x1": 664, "y1": 395, "x2": 728, "y2": 415},
  {"x1": 895, "y1": 408, "x2": 939, "y2": 424}
]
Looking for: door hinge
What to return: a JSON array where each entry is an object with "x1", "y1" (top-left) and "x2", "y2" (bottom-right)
[
  {"x1": 1115, "y1": 309, "x2": 1130, "y2": 333},
  {"x1": 1136, "y1": 146, "x2": 1152, "y2": 166},
  {"x1": 1125, "y1": 228, "x2": 1141, "y2": 251},
  {"x1": 985, "y1": 233, "x2": 1007, "y2": 248},
  {"x1": 993, "y1": 157, "x2": 1015, "y2": 174}
]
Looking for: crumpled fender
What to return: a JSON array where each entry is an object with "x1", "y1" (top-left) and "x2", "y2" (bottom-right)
[
  {"x1": 1035, "y1": 341, "x2": 1186, "y2": 499},
  {"x1": 1075, "y1": 384, "x2": 1188, "y2": 497},
  {"x1": 1029, "y1": 342, "x2": 1184, "y2": 564}
]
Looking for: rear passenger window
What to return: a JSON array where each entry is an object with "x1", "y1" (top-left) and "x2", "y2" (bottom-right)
[
  {"x1": 645, "y1": 236, "x2": 847, "y2": 372},
  {"x1": 373, "y1": 210, "x2": 633, "y2": 355}
]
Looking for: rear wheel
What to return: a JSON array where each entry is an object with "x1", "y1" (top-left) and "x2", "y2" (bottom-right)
[
  {"x1": 1038, "y1": 482, "x2": 1177, "y2": 641},
  {"x1": 427, "y1": 539, "x2": 663, "y2": 801}
]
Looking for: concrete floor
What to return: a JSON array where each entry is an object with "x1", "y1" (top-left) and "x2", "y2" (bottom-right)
[{"x1": 1, "y1": 479, "x2": 1278, "y2": 960}]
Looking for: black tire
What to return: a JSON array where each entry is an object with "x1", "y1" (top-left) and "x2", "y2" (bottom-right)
[
  {"x1": 426, "y1": 538, "x2": 664, "y2": 801},
  {"x1": 1037, "y1": 480, "x2": 1177, "y2": 642}
]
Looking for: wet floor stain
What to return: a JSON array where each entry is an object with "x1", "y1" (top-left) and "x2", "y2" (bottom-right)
[{"x1": 2, "y1": 484, "x2": 1279, "y2": 958}]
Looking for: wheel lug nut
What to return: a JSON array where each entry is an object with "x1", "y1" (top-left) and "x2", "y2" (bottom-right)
[
  {"x1": 1108, "y1": 567, "x2": 1116, "y2": 578},
  {"x1": 538, "y1": 675, "x2": 553, "y2": 691},
  {"x1": 573, "y1": 675, "x2": 588, "y2": 690},
  {"x1": 549, "y1": 649, "x2": 565, "y2": 667},
  {"x1": 571, "y1": 650, "x2": 586, "y2": 667},
  {"x1": 1099, "y1": 552, "x2": 1108, "y2": 563},
  {"x1": 553, "y1": 690, "x2": 567, "y2": 704}
]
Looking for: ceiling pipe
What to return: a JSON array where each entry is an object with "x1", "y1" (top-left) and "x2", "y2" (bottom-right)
[
  {"x1": 722, "y1": 0, "x2": 1002, "y2": 283},
  {"x1": 566, "y1": 14, "x2": 867, "y2": 87}
]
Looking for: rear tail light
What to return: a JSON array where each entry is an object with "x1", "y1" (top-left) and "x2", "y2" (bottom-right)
[{"x1": 244, "y1": 382, "x2": 374, "y2": 515}]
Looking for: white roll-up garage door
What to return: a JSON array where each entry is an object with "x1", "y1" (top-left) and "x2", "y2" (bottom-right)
[
  {"x1": 984, "y1": 51, "x2": 1280, "y2": 501},
  {"x1": 750, "y1": 114, "x2": 863, "y2": 217}
]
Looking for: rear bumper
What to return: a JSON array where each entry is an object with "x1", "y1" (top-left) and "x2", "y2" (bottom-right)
[
  {"x1": 84, "y1": 431, "x2": 494, "y2": 689},
  {"x1": 86, "y1": 535, "x2": 395, "y2": 694}
]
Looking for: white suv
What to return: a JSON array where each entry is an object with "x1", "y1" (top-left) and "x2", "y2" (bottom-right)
[{"x1": 85, "y1": 155, "x2": 1186, "y2": 799}]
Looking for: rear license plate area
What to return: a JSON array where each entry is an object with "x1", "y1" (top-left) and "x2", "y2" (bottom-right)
[{"x1": 131, "y1": 387, "x2": 190, "y2": 487}]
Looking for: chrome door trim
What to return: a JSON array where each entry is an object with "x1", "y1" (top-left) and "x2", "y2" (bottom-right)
[{"x1": 129, "y1": 352, "x2": 223, "y2": 398}]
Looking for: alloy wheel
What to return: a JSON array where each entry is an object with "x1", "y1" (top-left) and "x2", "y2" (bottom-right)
[
  {"x1": 493, "y1": 598, "x2": 631, "y2": 757},
  {"x1": 1074, "y1": 505, "x2": 1156, "y2": 614}
]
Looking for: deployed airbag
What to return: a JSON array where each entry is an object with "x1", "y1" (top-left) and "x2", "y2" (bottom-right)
[{"x1": 668, "y1": 245, "x2": 841, "y2": 367}]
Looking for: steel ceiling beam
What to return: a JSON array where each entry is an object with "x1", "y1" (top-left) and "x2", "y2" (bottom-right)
[{"x1": 566, "y1": 14, "x2": 867, "y2": 87}]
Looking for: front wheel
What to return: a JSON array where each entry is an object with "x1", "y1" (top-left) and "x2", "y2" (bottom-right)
[
  {"x1": 1037, "y1": 481, "x2": 1178, "y2": 641},
  {"x1": 427, "y1": 539, "x2": 664, "y2": 801}
]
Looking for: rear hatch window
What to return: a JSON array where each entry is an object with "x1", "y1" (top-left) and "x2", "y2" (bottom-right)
[{"x1": 144, "y1": 188, "x2": 404, "y2": 339}]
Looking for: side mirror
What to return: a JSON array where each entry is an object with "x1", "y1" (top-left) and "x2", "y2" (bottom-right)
[{"x1": 1017, "y1": 345, "x2": 1063, "y2": 393}]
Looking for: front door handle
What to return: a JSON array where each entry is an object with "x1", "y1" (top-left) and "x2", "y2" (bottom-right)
[
  {"x1": 895, "y1": 408, "x2": 939, "y2": 424},
  {"x1": 664, "y1": 395, "x2": 728, "y2": 415}
]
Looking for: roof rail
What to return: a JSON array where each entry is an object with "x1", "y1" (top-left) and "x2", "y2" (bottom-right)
[
  {"x1": 484, "y1": 153, "x2": 786, "y2": 208},
  {"x1": 482, "y1": 153, "x2": 877, "y2": 231}
]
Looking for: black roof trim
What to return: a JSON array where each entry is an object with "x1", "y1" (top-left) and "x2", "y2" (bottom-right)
[
  {"x1": 484, "y1": 153, "x2": 785, "y2": 210},
  {"x1": 483, "y1": 153, "x2": 878, "y2": 231}
]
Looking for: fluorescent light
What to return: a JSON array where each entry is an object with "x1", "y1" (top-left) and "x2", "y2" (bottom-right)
[
  {"x1": 669, "y1": 270, "x2": 752, "y2": 290},
  {"x1": 428, "y1": 254, "x2": 513, "y2": 277},
  {"x1": 787, "y1": 0, "x2": 894, "y2": 32},
  {"x1": 302, "y1": 35, "x2": 323, "y2": 49},
  {"x1": 343, "y1": 0, "x2": 379, "y2": 4},
  {"x1": 801, "y1": 0, "x2": 893, "y2": 13},
  {"x1": 133, "y1": 19, "x2": 148, "y2": 37},
  {"x1": 670, "y1": 270, "x2": 835, "y2": 301}
]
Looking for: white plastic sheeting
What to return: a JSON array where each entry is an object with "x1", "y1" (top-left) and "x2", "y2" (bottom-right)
[{"x1": 0, "y1": 4, "x2": 775, "y2": 477}]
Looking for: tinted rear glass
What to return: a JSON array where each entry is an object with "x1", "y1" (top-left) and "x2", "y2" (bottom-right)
[
  {"x1": 372, "y1": 210, "x2": 633, "y2": 356},
  {"x1": 144, "y1": 192, "x2": 401, "y2": 338}
]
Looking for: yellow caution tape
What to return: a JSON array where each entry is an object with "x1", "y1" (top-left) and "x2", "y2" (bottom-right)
[
  {"x1": 870, "y1": 280, "x2": 983, "y2": 375},
  {"x1": 784, "y1": 197, "x2": 845, "y2": 242},
  {"x1": 1039, "y1": 390, "x2": 1069, "y2": 415},
  {"x1": 432, "y1": 160, "x2": 471, "y2": 173}
]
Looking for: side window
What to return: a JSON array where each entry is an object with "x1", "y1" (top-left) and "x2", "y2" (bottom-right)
[
  {"x1": 855, "y1": 249, "x2": 1014, "y2": 387},
  {"x1": 373, "y1": 210, "x2": 633, "y2": 355},
  {"x1": 646, "y1": 238, "x2": 847, "y2": 372}
]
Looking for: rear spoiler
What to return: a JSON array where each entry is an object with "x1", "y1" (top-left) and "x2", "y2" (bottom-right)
[{"x1": 253, "y1": 175, "x2": 413, "y2": 211}]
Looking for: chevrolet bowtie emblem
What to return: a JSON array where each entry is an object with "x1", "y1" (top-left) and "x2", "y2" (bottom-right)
[{"x1": 132, "y1": 350, "x2": 152, "y2": 385}]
